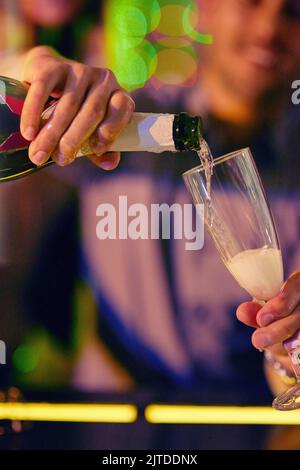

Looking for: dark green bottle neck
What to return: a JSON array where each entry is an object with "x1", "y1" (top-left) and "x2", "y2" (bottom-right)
[{"x1": 173, "y1": 113, "x2": 203, "y2": 151}]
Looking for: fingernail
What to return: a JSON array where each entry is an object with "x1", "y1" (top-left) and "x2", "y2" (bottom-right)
[
  {"x1": 56, "y1": 153, "x2": 73, "y2": 167},
  {"x1": 256, "y1": 333, "x2": 272, "y2": 349},
  {"x1": 280, "y1": 281, "x2": 288, "y2": 294},
  {"x1": 259, "y1": 313, "x2": 274, "y2": 327},
  {"x1": 99, "y1": 160, "x2": 114, "y2": 170},
  {"x1": 279, "y1": 289, "x2": 287, "y2": 299},
  {"x1": 24, "y1": 126, "x2": 36, "y2": 141},
  {"x1": 32, "y1": 150, "x2": 48, "y2": 165}
]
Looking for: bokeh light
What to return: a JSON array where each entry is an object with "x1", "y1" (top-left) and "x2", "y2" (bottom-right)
[
  {"x1": 114, "y1": 40, "x2": 157, "y2": 90},
  {"x1": 183, "y1": 2, "x2": 213, "y2": 44},
  {"x1": 114, "y1": 6, "x2": 148, "y2": 37},
  {"x1": 156, "y1": 3, "x2": 195, "y2": 37},
  {"x1": 105, "y1": 0, "x2": 212, "y2": 91},
  {"x1": 109, "y1": 0, "x2": 161, "y2": 36},
  {"x1": 13, "y1": 344, "x2": 39, "y2": 374},
  {"x1": 156, "y1": 48, "x2": 197, "y2": 85}
]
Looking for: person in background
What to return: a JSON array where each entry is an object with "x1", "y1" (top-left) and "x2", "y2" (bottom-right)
[
  {"x1": 190, "y1": 0, "x2": 300, "y2": 397},
  {"x1": 1, "y1": 0, "x2": 300, "y2": 401},
  {"x1": 1, "y1": 0, "x2": 300, "y2": 400}
]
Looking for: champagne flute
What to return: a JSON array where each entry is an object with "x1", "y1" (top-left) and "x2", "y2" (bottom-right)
[{"x1": 183, "y1": 148, "x2": 300, "y2": 410}]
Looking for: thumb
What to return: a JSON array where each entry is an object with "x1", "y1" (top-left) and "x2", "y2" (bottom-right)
[
  {"x1": 88, "y1": 151, "x2": 121, "y2": 170},
  {"x1": 236, "y1": 301, "x2": 262, "y2": 328}
]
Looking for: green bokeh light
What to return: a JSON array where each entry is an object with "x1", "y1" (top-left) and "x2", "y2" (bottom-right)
[
  {"x1": 109, "y1": 0, "x2": 161, "y2": 35},
  {"x1": 105, "y1": 0, "x2": 212, "y2": 90},
  {"x1": 106, "y1": 0, "x2": 160, "y2": 90},
  {"x1": 116, "y1": 53, "x2": 148, "y2": 89},
  {"x1": 115, "y1": 40, "x2": 157, "y2": 90},
  {"x1": 114, "y1": 7, "x2": 147, "y2": 36},
  {"x1": 183, "y1": 2, "x2": 213, "y2": 44},
  {"x1": 119, "y1": 36, "x2": 146, "y2": 50},
  {"x1": 13, "y1": 344, "x2": 39, "y2": 374}
]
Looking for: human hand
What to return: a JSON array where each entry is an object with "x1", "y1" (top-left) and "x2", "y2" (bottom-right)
[
  {"x1": 236, "y1": 270, "x2": 300, "y2": 377},
  {"x1": 20, "y1": 46, "x2": 134, "y2": 170}
]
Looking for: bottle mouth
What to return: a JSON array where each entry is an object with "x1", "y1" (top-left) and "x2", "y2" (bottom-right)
[
  {"x1": 182, "y1": 147, "x2": 251, "y2": 177},
  {"x1": 173, "y1": 113, "x2": 203, "y2": 151}
]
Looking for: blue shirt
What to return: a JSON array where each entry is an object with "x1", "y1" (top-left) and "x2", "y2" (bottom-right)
[{"x1": 24, "y1": 95, "x2": 300, "y2": 403}]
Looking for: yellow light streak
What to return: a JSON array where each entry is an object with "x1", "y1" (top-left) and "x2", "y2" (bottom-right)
[
  {"x1": 145, "y1": 405, "x2": 300, "y2": 425},
  {"x1": 0, "y1": 403, "x2": 137, "y2": 423},
  {"x1": 2, "y1": 403, "x2": 300, "y2": 425}
]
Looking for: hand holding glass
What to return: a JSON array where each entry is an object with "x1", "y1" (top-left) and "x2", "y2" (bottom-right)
[{"x1": 183, "y1": 148, "x2": 300, "y2": 410}]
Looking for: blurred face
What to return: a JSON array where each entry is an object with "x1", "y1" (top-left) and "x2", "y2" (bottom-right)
[
  {"x1": 204, "y1": 0, "x2": 300, "y2": 100},
  {"x1": 21, "y1": 0, "x2": 86, "y2": 27}
]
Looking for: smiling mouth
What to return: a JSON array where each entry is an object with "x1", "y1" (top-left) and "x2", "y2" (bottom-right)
[{"x1": 243, "y1": 45, "x2": 281, "y2": 70}]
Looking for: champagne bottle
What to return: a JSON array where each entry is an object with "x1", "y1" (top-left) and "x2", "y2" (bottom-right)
[{"x1": 0, "y1": 76, "x2": 203, "y2": 183}]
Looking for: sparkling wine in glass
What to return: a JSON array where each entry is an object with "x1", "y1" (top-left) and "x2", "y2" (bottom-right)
[{"x1": 183, "y1": 147, "x2": 300, "y2": 411}]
